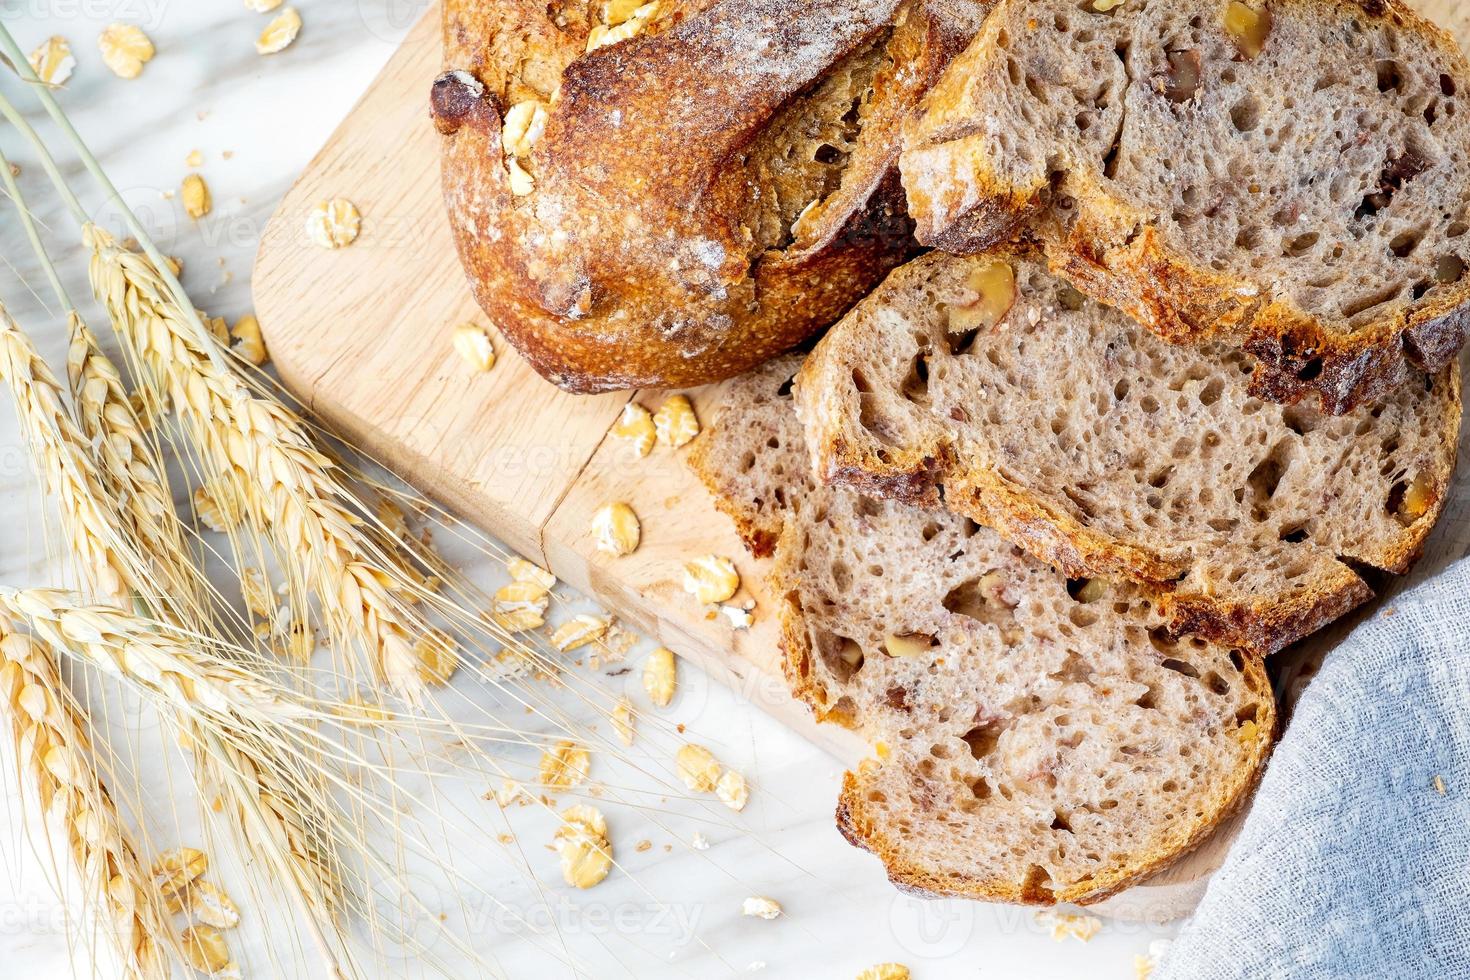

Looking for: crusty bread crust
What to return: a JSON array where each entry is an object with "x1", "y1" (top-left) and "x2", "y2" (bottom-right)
[
  {"x1": 435, "y1": 0, "x2": 988, "y2": 392},
  {"x1": 796, "y1": 248, "x2": 1462, "y2": 656},
  {"x1": 900, "y1": 0, "x2": 1470, "y2": 414}
]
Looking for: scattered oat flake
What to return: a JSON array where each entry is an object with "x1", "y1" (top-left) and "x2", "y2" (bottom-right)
[
  {"x1": 305, "y1": 198, "x2": 361, "y2": 249},
  {"x1": 182, "y1": 174, "x2": 212, "y2": 219},
  {"x1": 98, "y1": 24, "x2": 154, "y2": 79},
  {"x1": 741, "y1": 896, "x2": 782, "y2": 920},
  {"x1": 683, "y1": 554, "x2": 740, "y2": 604},
  {"x1": 856, "y1": 966, "x2": 910, "y2": 980},
  {"x1": 691, "y1": 831, "x2": 710, "y2": 851},
  {"x1": 230, "y1": 314, "x2": 269, "y2": 366},
  {"x1": 1433, "y1": 774, "x2": 1447, "y2": 794},
  {"x1": 591, "y1": 502, "x2": 640, "y2": 556},
  {"x1": 635, "y1": 839, "x2": 652, "y2": 852},
  {"x1": 716, "y1": 769, "x2": 749, "y2": 811},
  {"x1": 555, "y1": 805, "x2": 613, "y2": 888},
  {"x1": 186, "y1": 149, "x2": 205, "y2": 168},
  {"x1": 611, "y1": 402, "x2": 656, "y2": 458},
  {"x1": 539, "y1": 740, "x2": 591, "y2": 789},
  {"x1": 151, "y1": 847, "x2": 207, "y2": 898},
  {"x1": 1036, "y1": 909, "x2": 1102, "y2": 942},
  {"x1": 653, "y1": 394, "x2": 699, "y2": 448},
  {"x1": 245, "y1": 0, "x2": 284, "y2": 10},
  {"x1": 453, "y1": 323, "x2": 496, "y2": 372},
  {"x1": 676, "y1": 743, "x2": 721, "y2": 793},
  {"x1": 720, "y1": 604, "x2": 753, "y2": 629},
  {"x1": 611, "y1": 697, "x2": 636, "y2": 746},
  {"x1": 1135, "y1": 939, "x2": 1172, "y2": 979},
  {"x1": 508, "y1": 556, "x2": 556, "y2": 589},
  {"x1": 551, "y1": 614, "x2": 610, "y2": 652},
  {"x1": 186, "y1": 879, "x2": 240, "y2": 929},
  {"x1": 643, "y1": 647, "x2": 677, "y2": 707},
  {"x1": 29, "y1": 36, "x2": 75, "y2": 86},
  {"x1": 257, "y1": 7, "x2": 302, "y2": 54}
]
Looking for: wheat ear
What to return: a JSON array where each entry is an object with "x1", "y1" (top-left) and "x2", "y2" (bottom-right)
[
  {"x1": 85, "y1": 226, "x2": 429, "y2": 697},
  {"x1": 0, "y1": 306, "x2": 143, "y2": 608},
  {"x1": 0, "y1": 625, "x2": 172, "y2": 978},
  {"x1": 65, "y1": 314, "x2": 210, "y2": 616}
]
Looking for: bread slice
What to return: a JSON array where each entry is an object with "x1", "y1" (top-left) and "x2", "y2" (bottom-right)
[
  {"x1": 690, "y1": 358, "x2": 1275, "y2": 905},
  {"x1": 433, "y1": 0, "x2": 990, "y2": 392},
  {"x1": 796, "y1": 249, "x2": 1461, "y2": 656},
  {"x1": 899, "y1": 0, "x2": 1470, "y2": 413},
  {"x1": 687, "y1": 356, "x2": 813, "y2": 558}
]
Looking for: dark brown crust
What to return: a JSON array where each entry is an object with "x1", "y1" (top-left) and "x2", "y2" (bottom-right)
[
  {"x1": 1051, "y1": 228, "x2": 1470, "y2": 417},
  {"x1": 902, "y1": 0, "x2": 1470, "y2": 414},
  {"x1": 772, "y1": 520, "x2": 1277, "y2": 905},
  {"x1": 435, "y1": 0, "x2": 990, "y2": 393}
]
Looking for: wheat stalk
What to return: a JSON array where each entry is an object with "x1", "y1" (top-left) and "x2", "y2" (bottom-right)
[
  {"x1": 85, "y1": 227, "x2": 429, "y2": 697},
  {"x1": 0, "y1": 624, "x2": 173, "y2": 979},
  {"x1": 0, "y1": 306, "x2": 142, "y2": 608},
  {"x1": 65, "y1": 314, "x2": 210, "y2": 616}
]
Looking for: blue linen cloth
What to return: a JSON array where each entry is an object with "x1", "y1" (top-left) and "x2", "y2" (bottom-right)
[{"x1": 1159, "y1": 557, "x2": 1470, "y2": 979}]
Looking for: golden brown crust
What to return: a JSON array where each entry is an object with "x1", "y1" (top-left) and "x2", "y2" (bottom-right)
[{"x1": 435, "y1": 0, "x2": 989, "y2": 392}]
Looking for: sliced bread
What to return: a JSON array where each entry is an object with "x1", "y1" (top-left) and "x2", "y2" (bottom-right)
[
  {"x1": 690, "y1": 358, "x2": 1276, "y2": 905},
  {"x1": 795, "y1": 249, "x2": 1461, "y2": 655},
  {"x1": 687, "y1": 355, "x2": 813, "y2": 558},
  {"x1": 899, "y1": 0, "x2": 1470, "y2": 412}
]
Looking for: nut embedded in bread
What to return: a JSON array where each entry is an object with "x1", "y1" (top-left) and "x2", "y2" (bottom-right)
[
  {"x1": 433, "y1": 0, "x2": 992, "y2": 392},
  {"x1": 795, "y1": 249, "x2": 1461, "y2": 656},
  {"x1": 690, "y1": 358, "x2": 1275, "y2": 905},
  {"x1": 900, "y1": 0, "x2": 1470, "y2": 412}
]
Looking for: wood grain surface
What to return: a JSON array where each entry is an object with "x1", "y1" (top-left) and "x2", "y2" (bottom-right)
[{"x1": 252, "y1": 0, "x2": 1470, "y2": 922}]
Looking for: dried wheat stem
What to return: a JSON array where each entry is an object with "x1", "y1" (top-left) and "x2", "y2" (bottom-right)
[
  {"x1": 85, "y1": 226, "x2": 427, "y2": 697},
  {"x1": 0, "y1": 625, "x2": 172, "y2": 979}
]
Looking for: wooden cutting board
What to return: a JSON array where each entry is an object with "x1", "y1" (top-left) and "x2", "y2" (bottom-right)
[{"x1": 252, "y1": 0, "x2": 1470, "y2": 922}]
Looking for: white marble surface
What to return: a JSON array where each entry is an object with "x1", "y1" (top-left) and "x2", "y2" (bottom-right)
[{"x1": 0, "y1": 3, "x2": 1177, "y2": 977}]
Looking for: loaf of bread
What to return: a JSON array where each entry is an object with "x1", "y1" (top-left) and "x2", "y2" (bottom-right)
[
  {"x1": 900, "y1": 0, "x2": 1470, "y2": 413},
  {"x1": 795, "y1": 249, "x2": 1461, "y2": 655},
  {"x1": 690, "y1": 358, "x2": 1275, "y2": 904},
  {"x1": 432, "y1": 0, "x2": 990, "y2": 392}
]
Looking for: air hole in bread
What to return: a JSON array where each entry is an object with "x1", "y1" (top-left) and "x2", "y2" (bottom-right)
[
  {"x1": 817, "y1": 631, "x2": 864, "y2": 682},
  {"x1": 1437, "y1": 254, "x2": 1467, "y2": 283},
  {"x1": 1339, "y1": 284, "x2": 1402, "y2": 321},
  {"x1": 1376, "y1": 60, "x2": 1405, "y2": 94},
  {"x1": 1020, "y1": 865, "x2": 1055, "y2": 902},
  {"x1": 1230, "y1": 96, "x2": 1261, "y2": 132},
  {"x1": 1160, "y1": 657, "x2": 1201, "y2": 679},
  {"x1": 1283, "y1": 231, "x2": 1320, "y2": 257},
  {"x1": 1390, "y1": 228, "x2": 1426, "y2": 258},
  {"x1": 1062, "y1": 486, "x2": 1099, "y2": 523},
  {"x1": 901, "y1": 351, "x2": 932, "y2": 404},
  {"x1": 1050, "y1": 810, "x2": 1074, "y2": 833},
  {"x1": 962, "y1": 722, "x2": 1005, "y2": 761},
  {"x1": 1279, "y1": 524, "x2": 1310, "y2": 544}
]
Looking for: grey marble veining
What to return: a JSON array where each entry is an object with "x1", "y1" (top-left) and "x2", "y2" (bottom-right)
[{"x1": 0, "y1": 3, "x2": 1172, "y2": 977}]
